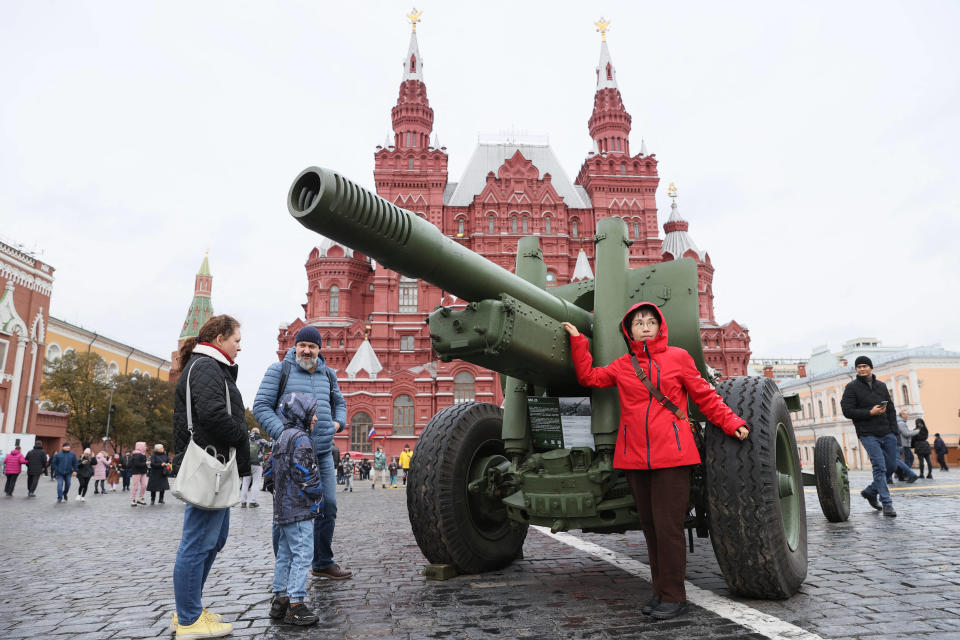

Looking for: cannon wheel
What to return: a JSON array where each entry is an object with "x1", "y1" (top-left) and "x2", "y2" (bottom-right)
[
  {"x1": 814, "y1": 436, "x2": 850, "y2": 522},
  {"x1": 407, "y1": 401, "x2": 527, "y2": 574},
  {"x1": 704, "y1": 377, "x2": 807, "y2": 599}
]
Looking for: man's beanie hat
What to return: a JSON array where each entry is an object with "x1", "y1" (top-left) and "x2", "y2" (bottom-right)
[
  {"x1": 854, "y1": 355, "x2": 873, "y2": 368},
  {"x1": 294, "y1": 326, "x2": 322, "y2": 347}
]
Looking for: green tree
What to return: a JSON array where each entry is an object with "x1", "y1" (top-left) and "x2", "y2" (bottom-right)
[
  {"x1": 41, "y1": 351, "x2": 111, "y2": 449},
  {"x1": 110, "y1": 375, "x2": 175, "y2": 454}
]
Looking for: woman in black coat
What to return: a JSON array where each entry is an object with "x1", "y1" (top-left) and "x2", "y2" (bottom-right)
[
  {"x1": 147, "y1": 444, "x2": 171, "y2": 504},
  {"x1": 170, "y1": 314, "x2": 249, "y2": 637},
  {"x1": 912, "y1": 418, "x2": 933, "y2": 479}
]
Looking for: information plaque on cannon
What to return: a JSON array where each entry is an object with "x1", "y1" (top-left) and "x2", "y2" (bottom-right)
[{"x1": 528, "y1": 396, "x2": 564, "y2": 451}]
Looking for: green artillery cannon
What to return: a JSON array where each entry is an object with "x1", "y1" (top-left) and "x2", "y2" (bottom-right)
[{"x1": 288, "y1": 167, "x2": 850, "y2": 599}]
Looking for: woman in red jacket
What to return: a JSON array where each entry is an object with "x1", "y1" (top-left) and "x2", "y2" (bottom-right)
[{"x1": 563, "y1": 302, "x2": 748, "y2": 620}]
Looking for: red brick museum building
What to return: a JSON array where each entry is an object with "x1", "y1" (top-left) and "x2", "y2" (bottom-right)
[{"x1": 276, "y1": 19, "x2": 751, "y2": 458}]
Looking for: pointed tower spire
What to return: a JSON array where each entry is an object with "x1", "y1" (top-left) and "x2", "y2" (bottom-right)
[
  {"x1": 179, "y1": 251, "x2": 215, "y2": 339},
  {"x1": 588, "y1": 18, "x2": 631, "y2": 156},
  {"x1": 392, "y1": 8, "x2": 433, "y2": 150}
]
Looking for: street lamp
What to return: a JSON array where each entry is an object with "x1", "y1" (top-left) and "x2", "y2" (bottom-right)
[{"x1": 104, "y1": 376, "x2": 136, "y2": 452}]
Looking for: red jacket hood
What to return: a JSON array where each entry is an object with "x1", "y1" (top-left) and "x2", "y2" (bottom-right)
[{"x1": 621, "y1": 302, "x2": 668, "y2": 356}]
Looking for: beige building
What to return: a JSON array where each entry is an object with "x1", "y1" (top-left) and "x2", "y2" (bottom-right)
[
  {"x1": 46, "y1": 317, "x2": 170, "y2": 381},
  {"x1": 780, "y1": 345, "x2": 960, "y2": 470}
]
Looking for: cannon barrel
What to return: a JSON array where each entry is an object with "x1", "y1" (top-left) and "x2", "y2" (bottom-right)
[{"x1": 288, "y1": 167, "x2": 594, "y2": 334}]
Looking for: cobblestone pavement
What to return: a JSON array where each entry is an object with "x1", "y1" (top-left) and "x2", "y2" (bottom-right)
[{"x1": 1, "y1": 470, "x2": 958, "y2": 639}]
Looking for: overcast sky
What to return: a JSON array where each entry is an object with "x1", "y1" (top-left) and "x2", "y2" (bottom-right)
[{"x1": 2, "y1": 1, "x2": 958, "y2": 403}]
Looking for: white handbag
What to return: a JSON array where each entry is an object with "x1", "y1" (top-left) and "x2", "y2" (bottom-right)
[{"x1": 171, "y1": 359, "x2": 241, "y2": 510}]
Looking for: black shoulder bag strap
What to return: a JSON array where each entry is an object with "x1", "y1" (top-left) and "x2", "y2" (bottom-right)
[
  {"x1": 273, "y1": 361, "x2": 293, "y2": 411},
  {"x1": 630, "y1": 353, "x2": 688, "y2": 422}
]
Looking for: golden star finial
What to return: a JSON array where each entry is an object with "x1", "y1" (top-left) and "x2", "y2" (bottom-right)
[
  {"x1": 668, "y1": 183, "x2": 678, "y2": 199},
  {"x1": 594, "y1": 17, "x2": 611, "y2": 42},
  {"x1": 407, "y1": 7, "x2": 423, "y2": 33}
]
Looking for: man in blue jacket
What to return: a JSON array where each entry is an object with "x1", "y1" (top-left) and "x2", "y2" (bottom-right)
[
  {"x1": 49, "y1": 442, "x2": 78, "y2": 504},
  {"x1": 254, "y1": 326, "x2": 352, "y2": 580}
]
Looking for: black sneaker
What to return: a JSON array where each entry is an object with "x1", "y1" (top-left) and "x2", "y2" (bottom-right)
[
  {"x1": 283, "y1": 603, "x2": 319, "y2": 626},
  {"x1": 641, "y1": 595, "x2": 661, "y2": 615},
  {"x1": 269, "y1": 595, "x2": 289, "y2": 619},
  {"x1": 860, "y1": 489, "x2": 882, "y2": 511},
  {"x1": 650, "y1": 600, "x2": 689, "y2": 620},
  {"x1": 882, "y1": 504, "x2": 897, "y2": 517}
]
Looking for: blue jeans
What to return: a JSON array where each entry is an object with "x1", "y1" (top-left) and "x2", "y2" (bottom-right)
[
  {"x1": 56, "y1": 474, "x2": 72, "y2": 500},
  {"x1": 859, "y1": 433, "x2": 900, "y2": 506},
  {"x1": 889, "y1": 458, "x2": 918, "y2": 481},
  {"x1": 273, "y1": 520, "x2": 314, "y2": 601},
  {"x1": 901, "y1": 446, "x2": 914, "y2": 468},
  {"x1": 272, "y1": 451, "x2": 337, "y2": 570},
  {"x1": 173, "y1": 505, "x2": 230, "y2": 626}
]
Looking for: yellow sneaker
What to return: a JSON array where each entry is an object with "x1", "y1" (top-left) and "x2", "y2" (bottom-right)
[
  {"x1": 175, "y1": 614, "x2": 232, "y2": 639},
  {"x1": 170, "y1": 610, "x2": 225, "y2": 633}
]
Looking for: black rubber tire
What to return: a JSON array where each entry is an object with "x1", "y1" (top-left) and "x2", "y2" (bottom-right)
[
  {"x1": 814, "y1": 436, "x2": 850, "y2": 522},
  {"x1": 704, "y1": 376, "x2": 808, "y2": 599},
  {"x1": 406, "y1": 401, "x2": 527, "y2": 574}
]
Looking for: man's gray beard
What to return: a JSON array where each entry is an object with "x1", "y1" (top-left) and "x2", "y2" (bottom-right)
[{"x1": 296, "y1": 355, "x2": 318, "y2": 371}]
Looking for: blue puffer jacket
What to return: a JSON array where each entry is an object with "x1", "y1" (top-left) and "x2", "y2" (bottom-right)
[
  {"x1": 253, "y1": 348, "x2": 346, "y2": 459},
  {"x1": 50, "y1": 451, "x2": 78, "y2": 476},
  {"x1": 271, "y1": 393, "x2": 324, "y2": 526}
]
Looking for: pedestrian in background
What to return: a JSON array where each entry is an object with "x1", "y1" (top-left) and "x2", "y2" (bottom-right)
[
  {"x1": 341, "y1": 454, "x2": 354, "y2": 492},
  {"x1": 331, "y1": 444, "x2": 341, "y2": 485},
  {"x1": 148, "y1": 444, "x2": 170, "y2": 505},
  {"x1": 388, "y1": 457, "x2": 399, "y2": 488},
  {"x1": 241, "y1": 427, "x2": 270, "y2": 508},
  {"x1": 25, "y1": 441, "x2": 47, "y2": 497},
  {"x1": 913, "y1": 419, "x2": 933, "y2": 479},
  {"x1": 129, "y1": 442, "x2": 149, "y2": 506},
  {"x1": 840, "y1": 355, "x2": 900, "y2": 517},
  {"x1": 399, "y1": 444, "x2": 413, "y2": 486},
  {"x1": 50, "y1": 442, "x2": 77, "y2": 503},
  {"x1": 4, "y1": 445, "x2": 28, "y2": 496},
  {"x1": 268, "y1": 392, "x2": 323, "y2": 627},
  {"x1": 93, "y1": 450, "x2": 109, "y2": 494},
  {"x1": 170, "y1": 313, "x2": 249, "y2": 639},
  {"x1": 897, "y1": 410, "x2": 918, "y2": 470},
  {"x1": 76, "y1": 449, "x2": 96, "y2": 502},
  {"x1": 120, "y1": 449, "x2": 132, "y2": 491},
  {"x1": 107, "y1": 454, "x2": 121, "y2": 491},
  {"x1": 934, "y1": 433, "x2": 949, "y2": 472},
  {"x1": 372, "y1": 446, "x2": 387, "y2": 489}
]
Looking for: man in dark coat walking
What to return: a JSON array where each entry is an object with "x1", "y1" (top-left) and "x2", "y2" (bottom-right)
[
  {"x1": 934, "y1": 433, "x2": 949, "y2": 471},
  {"x1": 841, "y1": 356, "x2": 899, "y2": 517},
  {"x1": 25, "y1": 442, "x2": 47, "y2": 497}
]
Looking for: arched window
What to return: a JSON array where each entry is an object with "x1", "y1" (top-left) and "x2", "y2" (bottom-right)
[
  {"x1": 511, "y1": 216, "x2": 518, "y2": 233},
  {"x1": 801, "y1": 403, "x2": 807, "y2": 420},
  {"x1": 621, "y1": 162, "x2": 626, "y2": 174},
  {"x1": 830, "y1": 397, "x2": 837, "y2": 416},
  {"x1": 64, "y1": 347, "x2": 76, "y2": 358},
  {"x1": 633, "y1": 220, "x2": 640, "y2": 238},
  {"x1": 546, "y1": 271, "x2": 556, "y2": 287},
  {"x1": 410, "y1": 55, "x2": 416, "y2": 73},
  {"x1": 45, "y1": 343, "x2": 62, "y2": 362},
  {"x1": 544, "y1": 216, "x2": 551, "y2": 234},
  {"x1": 350, "y1": 412, "x2": 372, "y2": 453},
  {"x1": 818, "y1": 400, "x2": 824, "y2": 418},
  {"x1": 108, "y1": 362, "x2": 120, "y2": 378},
  {"x1": 454, "y1": 372, "x2": 475, "y2": 403},
  {"x1": 571, "y1": 220, "x2": 579, "y2": 238},
  {"x1": 399, "y1": 277, "x2": 418, "y2": 313},
  {"x1": 457, "y1": 218, "x2": 464, "y2": 235},
  {"x1": 807, "y1": 402, "x2": 813, "y2": 419},
  {"x1": 393, "y1": 395, "x2": 414, "y2": 436},
  {"x1": 522, "y1": 216, "x2": 528, "y2": 234},
  {"x1": 901, "y1": 384, "x2": 909, "y2": 405},
  {"x1": 408, "y1": 157, "x2": 414, "y2": 169},
  {"x1": 488, "y1": 215, "x2": 495, "y2": 234},
  {"x1": 606, "y1": 62, "x2": 612, "y2": 81},
  {"x1": 329, "y1": 285, "x2": 339, "y2": 316}
]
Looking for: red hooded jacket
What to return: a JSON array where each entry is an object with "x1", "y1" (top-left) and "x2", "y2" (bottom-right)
[{"x1": 569, "y1": 302, "x2": 746, "y2": 470}]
